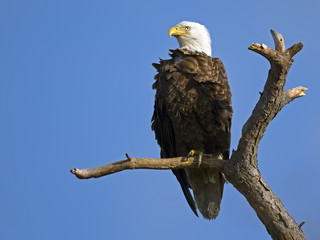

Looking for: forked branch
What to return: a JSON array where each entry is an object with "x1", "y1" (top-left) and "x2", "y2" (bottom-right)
[{"x1": 227, "y1": 29, "x2": 306, "y2": 240}]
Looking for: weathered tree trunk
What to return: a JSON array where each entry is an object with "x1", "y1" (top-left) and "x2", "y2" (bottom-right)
[{"x1": 71, "y1": 30, "x2": 307, "y2": 240}]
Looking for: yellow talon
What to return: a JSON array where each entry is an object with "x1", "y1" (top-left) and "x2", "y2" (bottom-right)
[
  {"x1": 188, "y1": 150, "x2": 195, "y2": 157},
  {"x1": 188, "y1": 149, "x2": 197, "y2": 157},
  {"x1": 188, "y1": 149, "x2": 202, "y2": 157},
  {"x1": 187, "y1": 150, "x2": 203, "y2": 167}
]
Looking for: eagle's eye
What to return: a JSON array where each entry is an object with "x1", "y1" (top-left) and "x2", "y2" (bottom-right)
[{"x1": 185, "y1": 26, "x2": 191, "y2": 31}]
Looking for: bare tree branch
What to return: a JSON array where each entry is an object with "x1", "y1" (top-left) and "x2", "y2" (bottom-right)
[
  {"x1": 70, "y1": 154, "x2": 226, "y2": 179},
  {"x1": 70, "y1": 29, "x2": 307, "y2": 240},
  {"x1": 287, "y1": 43, "x2": 304, "y2": 58},
  {"x1": 284, "y1": 86, "x2": 308, "y2": 105},
  {"x1": 227, "y1": 29, "x2": 306, "y2": 240},
  {"x1": 271, "y1": 29, "x2": 285, "y2": 53}
]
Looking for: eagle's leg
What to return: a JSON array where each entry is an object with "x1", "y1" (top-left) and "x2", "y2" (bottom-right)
[{"x1": 187, "y1": 150, "x2": 203, "y2": 168}]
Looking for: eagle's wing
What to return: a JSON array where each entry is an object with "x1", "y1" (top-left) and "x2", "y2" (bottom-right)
[{"x1": 152, "y1": 95, "x2": 198, "y2": 217}]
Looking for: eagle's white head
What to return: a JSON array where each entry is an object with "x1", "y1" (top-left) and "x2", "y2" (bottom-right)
[{"x1": 169, "y1": 21, "x2": 212, "y2": 56}]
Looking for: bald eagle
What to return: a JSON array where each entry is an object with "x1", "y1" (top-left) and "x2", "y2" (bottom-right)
[{"x1": 152, "y1": 21, "x2": 232, "y2": 219}]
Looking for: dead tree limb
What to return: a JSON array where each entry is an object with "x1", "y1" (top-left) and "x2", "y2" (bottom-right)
[
  {"x1": 70, "y1": 30, "x2": 307, "y2": 240},
  {"x1": 71, "y1": 154, "x2": 226, "y2": 179}
]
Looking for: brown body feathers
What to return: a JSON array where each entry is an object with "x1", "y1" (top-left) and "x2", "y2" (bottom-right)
[{"x1": 152, "y1": 49, "x2": 232, "y2": 219}]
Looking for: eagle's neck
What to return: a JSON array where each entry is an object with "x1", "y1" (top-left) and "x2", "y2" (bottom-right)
[{"x1": 177, "y1": 36, "x2": 212, "y2": 57}]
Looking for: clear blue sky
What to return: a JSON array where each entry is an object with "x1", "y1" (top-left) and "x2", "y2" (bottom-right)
[{"x1": 1, "y1": 0, "x2": 319, "y2": 239}]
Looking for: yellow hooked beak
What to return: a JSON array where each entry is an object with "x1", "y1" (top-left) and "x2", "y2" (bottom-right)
[{"x1": 169, "y1": 26, "x2": 188, "y2": 38}]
